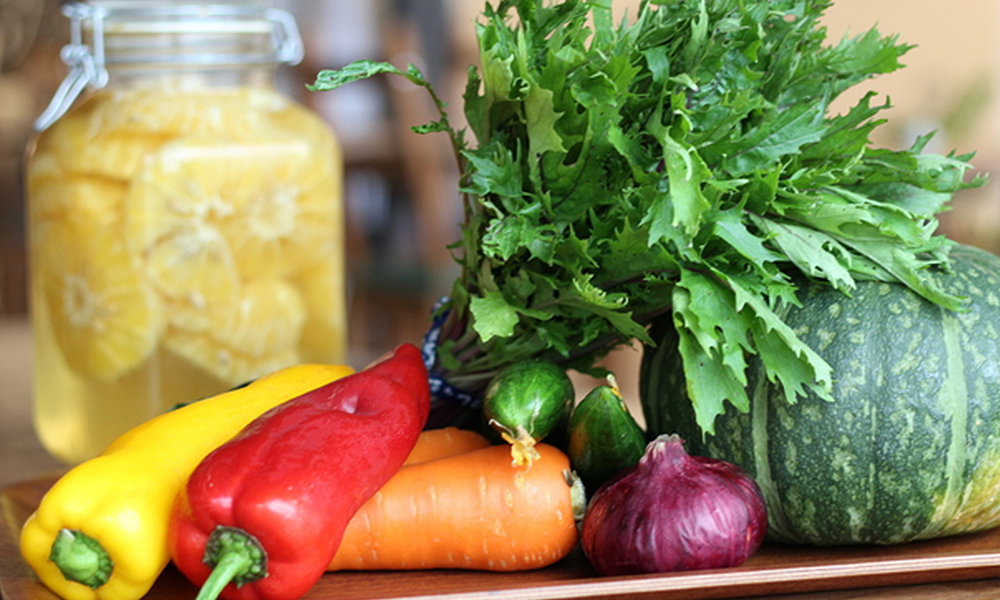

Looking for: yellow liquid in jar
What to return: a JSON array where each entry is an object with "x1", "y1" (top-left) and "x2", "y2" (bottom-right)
[{"x1": 27, "y1": 87, "x2": 347, "y2": 464}]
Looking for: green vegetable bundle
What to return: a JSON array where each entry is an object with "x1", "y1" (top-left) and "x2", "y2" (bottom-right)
[{"x1": 311, "y1": 0, "x2": 983, "y2": 433}]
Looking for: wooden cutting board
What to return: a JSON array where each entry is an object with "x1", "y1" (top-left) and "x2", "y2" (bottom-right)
[{"x1": 4, "y1": 475, "x2": 1000, "y2": 600}]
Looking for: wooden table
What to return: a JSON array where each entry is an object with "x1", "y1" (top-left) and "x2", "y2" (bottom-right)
[{"x1": 2, "y1": 316, "x2": 1000, "y2": 600}]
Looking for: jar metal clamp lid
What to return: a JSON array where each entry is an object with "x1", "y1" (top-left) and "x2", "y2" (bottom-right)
[{"x1": 34, "y1": 1, "x2": 305, "y2": 131}]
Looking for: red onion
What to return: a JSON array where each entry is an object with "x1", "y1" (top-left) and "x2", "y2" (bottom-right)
[{"x1": 581, "y1": 434, "x2": 767, "y2": 575}]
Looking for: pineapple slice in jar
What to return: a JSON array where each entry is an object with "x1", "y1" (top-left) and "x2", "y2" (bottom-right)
[{"x1": 123, "y1": 132, "x2": 336, "y2": 383}]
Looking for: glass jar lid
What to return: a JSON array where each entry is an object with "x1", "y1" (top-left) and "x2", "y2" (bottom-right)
[{"x1": 34, "y1": 1, "x2": 304, "y2": 131}]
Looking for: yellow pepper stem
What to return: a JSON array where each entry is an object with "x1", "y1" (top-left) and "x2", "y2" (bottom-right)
[
  {"x1": 197, "y1": 526, "x2": 268, "y2": 600},
  {"x1": 48, "y1": 529, "x2": 113, "y2": 589}
]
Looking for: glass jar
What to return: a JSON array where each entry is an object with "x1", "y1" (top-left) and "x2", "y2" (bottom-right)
[{"x1": 26, "y1": 1, "x2": 347, "y2": 464}]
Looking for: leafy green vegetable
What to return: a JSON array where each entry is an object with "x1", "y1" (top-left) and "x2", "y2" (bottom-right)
[{"x1": 310, "y1": 0, "x2": 984, "y2": 433}]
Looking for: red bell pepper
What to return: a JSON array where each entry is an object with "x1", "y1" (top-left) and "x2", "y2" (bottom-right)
[{"x1": 168, "y1": 344, "x2": 430, "y2": 600}]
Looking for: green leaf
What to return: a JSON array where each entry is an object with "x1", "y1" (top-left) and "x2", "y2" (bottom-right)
[
  {"x1": 470, "y1": 291, "x2": 520, "y2": 342},
  {"x1": 412, "y1": 121, "x2": 452, "y2": 135},
  {"x1": 310, "y1": 60, "x2": 464, "y2": 156},
  {"x1": 727, "y1": 102, "x2": 828, "y2": 174},
  {"x1": 712, "y1": 209, "x2": 785, "y2": 267},
  {"x1": 839, "y1": 235, "x2": 965, "y2": 312},
  {"x1": 309, "y1": 60, "x2": 424, "y2": 91},
  {"x1": 672, "y1": 280, "x2": 751, "y2": 435},
  {"x1": 725, "y1": 270, "x2": 834, "y2": 404},
  {"x1": 830, "y1": 28, "x2": 913, "y2": 79},
  {"x1": 674, "y1": 271, "x2": 753, "y2": 381},
  {"x1": 524, "y1": 84, "x2": 567, "y2": 159},
  {"x1": 677, "y1": 325, "x2": 751, "y2": 435},
  {"x1": 601, "y1": 218, "x2": 679, "y2": 281},
  {"x1": 750, "y1": 215, "x2": 856, "y2": 292},
  {"x1": 461, "y1": 144, "x2": 523, "y2": 200},
  {"x1": 567, "y1": 274, "x2": 652, "y2": 343},
  {"x1": 648, "y1": 131, "x2": 711, "y2": 242}
]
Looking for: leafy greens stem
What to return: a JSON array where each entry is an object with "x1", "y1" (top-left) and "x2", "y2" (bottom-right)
[{"x1": 443, "y1": 321, "x2": 482, "y2": 357}]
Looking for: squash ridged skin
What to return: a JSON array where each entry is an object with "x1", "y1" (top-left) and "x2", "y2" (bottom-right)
[{"x1": 640, "y1": 244, "x2": 1000, "y2": 546}]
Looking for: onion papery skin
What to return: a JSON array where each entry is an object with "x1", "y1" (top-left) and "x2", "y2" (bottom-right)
[{"x1": 581, "y1": 434, "x2": 767, "y2": 576}]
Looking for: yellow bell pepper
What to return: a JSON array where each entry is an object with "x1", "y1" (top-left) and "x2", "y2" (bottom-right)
[{"x1": 20, "y1": 363, "x2": 354, "y2": 600}]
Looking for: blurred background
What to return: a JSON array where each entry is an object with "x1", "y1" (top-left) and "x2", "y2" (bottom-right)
[{"x1": 1, "y1": 0, "x2": 998, "y2": 365}]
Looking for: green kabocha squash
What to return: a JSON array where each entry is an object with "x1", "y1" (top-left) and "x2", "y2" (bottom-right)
[{"x1": 640, "y1": 244, "x2": 1000, "y2": 546}]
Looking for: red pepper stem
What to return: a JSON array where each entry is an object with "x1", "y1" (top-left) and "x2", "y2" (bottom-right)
[{"x1": 196, "y1": 526, "x2": 268, "y2": 600}]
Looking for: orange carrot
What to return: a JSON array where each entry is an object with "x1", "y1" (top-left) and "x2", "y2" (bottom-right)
[
  {"x1": 403, "y1": 427, "x2": 490, "y2": 465},
  {"x1": 328, "y1": 443, "x2": 583, "y2": 572}
]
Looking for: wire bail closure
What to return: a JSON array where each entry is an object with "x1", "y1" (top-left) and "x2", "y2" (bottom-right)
[
  {"x1": 33, "y1": 1, "x2": 305, "y2": 132},
  {"x1": 34, "y1": 3, "x2": 107, "y2": 132}
]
